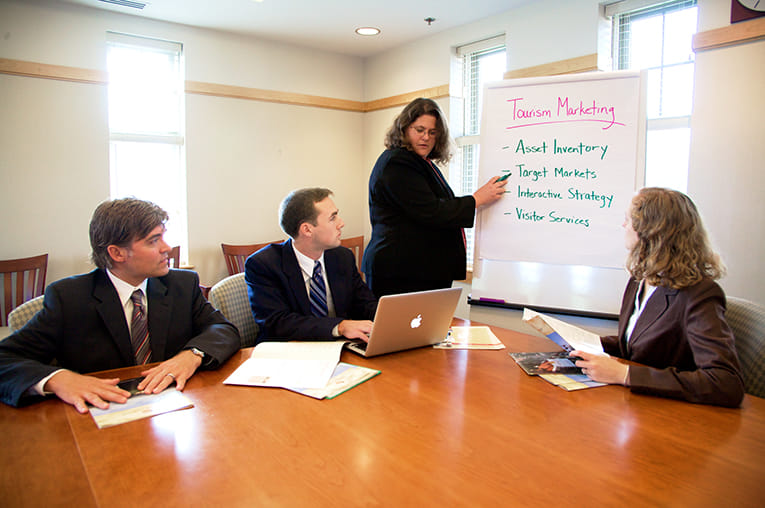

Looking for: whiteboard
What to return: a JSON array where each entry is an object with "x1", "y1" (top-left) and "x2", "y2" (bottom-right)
[{"x1": 471, "y1": 71, "x2": 646, "y2": 317}]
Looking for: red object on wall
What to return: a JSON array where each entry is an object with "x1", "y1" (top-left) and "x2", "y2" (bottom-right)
[{"x1": 731, "y1": 1, "x2": 765, "y2": 24}]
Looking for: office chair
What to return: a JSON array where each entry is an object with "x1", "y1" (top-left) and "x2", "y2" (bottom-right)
[
  {"x1": 727, "y1": 296, "x2": 765, "y2": 399},
  {"x1": 169, "y1": 245, "x2": 181, "y2": 268},
  {"x1": 340, "y1": 235, "x2": 364, "y2": 276},
  {"x1": 208, "y1": 273, "x2": 259, "y2": 348},
  {"x1": 1, "y1": 254, "x2": 48, "y2": 327},
  {"x1": 221, "y1": 241, "x2": 281, "y2": 276},
  {"x1": 8, "y1": 295, "x2": 44, "y2": 332}
]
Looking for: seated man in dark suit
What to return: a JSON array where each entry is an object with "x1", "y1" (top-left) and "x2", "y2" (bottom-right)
[
  {"x1": 0, "y1": 198, "x2": 240, "y2": 412},
  {"x1": 245, "y1": 188, "x2": 378, "y2": 343}
]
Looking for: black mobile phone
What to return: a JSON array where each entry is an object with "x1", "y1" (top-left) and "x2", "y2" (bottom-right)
[{"x1": 117, "y1": 377, "x2": 144, "y2": 395}]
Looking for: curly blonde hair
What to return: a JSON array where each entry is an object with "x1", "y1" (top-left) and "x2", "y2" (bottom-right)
[
  {"x1": 384, "y1": 98, "x2": 453, "y2": 165},
  {"x1": 626, "y1": 187, "x2": 725, "y2": 289}
]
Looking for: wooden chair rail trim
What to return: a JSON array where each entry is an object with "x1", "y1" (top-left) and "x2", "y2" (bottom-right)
[
  {"x1": 0, "y1": 58, "x2": 446, "y2": 113},
  {"x1": 2, "y1": 17, "x2": 759, "y2": 114},
  {"x1": 0, "y1": 58, "x2": 106, "y2": 84},
  {"x1": 504, "y1": 54, "x2": 600, "y2": 79},
  {"x1": 692, "y1": 17, "x2": 765, "y2": 52},
  {"x1": 185, "y1": 80, "x2": 366, "y2": 112},
  {"x1": 362, "y1": 85, "x2": 450, "y2": 112},
  {"x1": 0, "y1": 57, "x2": 448, "y2": 112}
]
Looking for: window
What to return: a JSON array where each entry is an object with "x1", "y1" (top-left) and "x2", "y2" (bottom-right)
[
  {"x1": 106, "y1": 33, "x2": 188, "y2": 263},
  {"x1": 608, "y1": 0, "x2": 698, "y2": 192},
  {"x1": 453, "y1": 36, "x2": 506, "y2": 269}
]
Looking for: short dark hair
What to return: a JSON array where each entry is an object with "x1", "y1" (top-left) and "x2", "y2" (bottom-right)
[
  {"x1": 384, "y1": 97, "x2": 452, "y2": 164},
  {"x1": 279, "y1": 188, "x2": 333, "y2": 239},
  {"x1": 89, "y1": 198, "x2": 169, "y2": 269}
]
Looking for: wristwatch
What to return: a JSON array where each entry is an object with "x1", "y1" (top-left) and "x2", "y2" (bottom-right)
[{"x1": 189, "y1": 347, "x2": 205, "y2": 361}]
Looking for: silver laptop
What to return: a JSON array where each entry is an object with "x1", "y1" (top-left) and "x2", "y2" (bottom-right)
[{"x1": 346, "y1": 287, "x2": 462, "y2": 357}]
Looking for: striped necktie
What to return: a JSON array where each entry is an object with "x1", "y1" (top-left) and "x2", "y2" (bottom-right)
[
  {"x1": 130, "y1": 289, "x2": 152, "y2": 365},
  {"x1": 309, "y1": 261, "x2": 328, "y2": 317}
]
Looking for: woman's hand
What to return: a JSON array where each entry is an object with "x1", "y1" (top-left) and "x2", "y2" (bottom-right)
[
  {"x1": 571, "y1": 350, "x2": 630, "y2": 385},
  {"x1": 473, "y1": 176, "x2": 508, "y2": 208}
]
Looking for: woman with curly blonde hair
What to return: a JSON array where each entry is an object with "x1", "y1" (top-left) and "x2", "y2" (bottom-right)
[{"x1": 573, "y1": 188, "x2": 744, "y2": 407}]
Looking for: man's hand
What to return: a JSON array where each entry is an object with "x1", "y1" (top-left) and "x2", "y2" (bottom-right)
[
  {"x1": 44, "y1": 370, "x2": 130, "y2": 414},
  {"x1": 139, "y1": 349, "x2": 203, "y2": 394},
  {"x1": 337, "y1": 320, "x2": 374, "y2": 341}
]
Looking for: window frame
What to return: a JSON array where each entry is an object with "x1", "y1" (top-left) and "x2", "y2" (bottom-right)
[
  {"x1": 607, "y1": 0, "x2": 698, "y2": 192},
  {"x1": 452, "y1": 35, "x2": 507, "y2": 271},
  {"x1": 106, "y1": 32, "x2": 189, "y2": 265}
]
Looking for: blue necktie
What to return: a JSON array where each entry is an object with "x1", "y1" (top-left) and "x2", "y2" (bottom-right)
[
  {"x1": 309, "y1": 261, "x2": 328, "y2": 317},
  {"x1": 130, "y1": 289, "x2": 152, "y2": 365}
]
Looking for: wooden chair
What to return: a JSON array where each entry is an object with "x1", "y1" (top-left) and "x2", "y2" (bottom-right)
[
  {"x1": 221, "y1": 241, "x2": 282, "y2": 276},
  {"x1": 169, "y1": 245, "x2": 180, "y2": 268},
  {"x1": 1, "y1": 254, "x2": 48, "y2": 327},
  {"x1": 340, "y1": 235, "x2": 364, "y2": 276}
]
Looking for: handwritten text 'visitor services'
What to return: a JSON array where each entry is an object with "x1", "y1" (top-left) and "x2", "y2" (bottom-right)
[{"x1": 506, "y1": 97, "x2": 623, "y2": 130}]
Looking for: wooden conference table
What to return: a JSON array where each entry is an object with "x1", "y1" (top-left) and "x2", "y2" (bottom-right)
[{"x1": 2, "y1": 320, "x2": 764, "y2": 507}]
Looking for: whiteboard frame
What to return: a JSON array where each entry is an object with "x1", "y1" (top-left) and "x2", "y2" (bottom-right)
[{"x1": 470, "y1": 70, "x2": 647, "y2": 317}]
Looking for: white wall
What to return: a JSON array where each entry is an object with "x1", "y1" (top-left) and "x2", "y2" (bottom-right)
[
  {"x1": 186, "y1": 96, "x2": 365, "y2": 283},
  {"x1": 0, "y1": 74, "x2": 109, "y2": 278},
  {"x1": 1, "y1": 0, "x2": 762, "y2": 309},
  {"x1": 689, "y1": 39, "x2": 765, "y2": 303},
  {"x1": 0, "y1": 0, "x2": 365, "y2": 286},
  {"x1": 362, "y1": 0, "x2": 765, "y2": 308}
]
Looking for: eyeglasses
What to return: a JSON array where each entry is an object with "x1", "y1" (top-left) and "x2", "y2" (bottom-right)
[{"x1": 409, "y1": 125, "x2": 439, "y2": 137}]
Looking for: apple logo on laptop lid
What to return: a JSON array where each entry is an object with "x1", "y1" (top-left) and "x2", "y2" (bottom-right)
[{"x1": 410, "y1": 314, "x2": 422, "y2": 329}]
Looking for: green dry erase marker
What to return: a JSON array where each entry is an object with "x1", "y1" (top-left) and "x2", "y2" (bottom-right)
[{"x1": 497, "y1": 173, "x2": 511, "y2": 182}]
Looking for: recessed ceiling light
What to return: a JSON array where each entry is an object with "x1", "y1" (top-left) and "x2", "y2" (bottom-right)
[{"x1": 355, "y1": 27, "x2": 381, "y2": 36}]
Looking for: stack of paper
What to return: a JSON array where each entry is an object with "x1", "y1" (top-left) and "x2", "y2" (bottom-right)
[
  {"x1": 513, "y1": 308, "x2": 607, "y2": 391},
  {"x1": 286, "y1": 362, "x2": 380, "y2": 400},
  {"x1": 90, "y1": 390, "x2": 194, "y2": 429},
  {"x1": 433, "y1": 326, "x2": 505, "y2": 350},
  {"x1": 223, "y1": 341, "x2": 379, "y2": 399},
  {"x1": 522, "y1": 308, "x2": 603, "y2": 354}
]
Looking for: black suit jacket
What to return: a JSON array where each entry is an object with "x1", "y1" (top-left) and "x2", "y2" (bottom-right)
[
  {"x1": 245, "y1": 240, "x2": 377, "y2": 342},
  {"x1": 601, "y1": 277, "x2": 745, "y2": 407},
  {"x1": 362, "y1": 148, "x2": 476, "y2": 282},
  {"x1": 0, "y1": 269, "x2": 240, "y2": 407}
]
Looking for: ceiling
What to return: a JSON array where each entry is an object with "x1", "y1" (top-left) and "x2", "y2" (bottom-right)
[{"x1": 59, "y1": 0, "x2": 533, "y2": 57}]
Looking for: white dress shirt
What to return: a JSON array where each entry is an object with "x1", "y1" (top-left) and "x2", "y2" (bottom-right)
[
  {"x1": 291, "y1": 243, "x2": 337, "y2": 318},
  {"x1": 624, "y1": 279, "x2": 658, "y2": 345}
]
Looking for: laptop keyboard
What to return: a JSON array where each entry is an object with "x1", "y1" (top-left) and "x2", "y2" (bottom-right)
[{"x1": 347, "y1": 339, "x2": 367, "y2": 351}]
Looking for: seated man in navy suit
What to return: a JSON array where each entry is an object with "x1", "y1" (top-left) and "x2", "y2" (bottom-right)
[
  {"x1": 0, "y1": 198, "x2": 240, "y2": 412},
  {"x1": 245, "y1": 188, "x2": 378, "y2": 343}
]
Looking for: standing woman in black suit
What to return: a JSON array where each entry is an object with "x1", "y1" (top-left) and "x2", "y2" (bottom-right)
[{"x1": 362, "y1": 98, "x2": 507, "y2": 297}]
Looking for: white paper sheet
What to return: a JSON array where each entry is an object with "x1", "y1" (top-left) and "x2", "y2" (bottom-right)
[
  {"x1": 522, "y1": 308, "x2": 604, "y2": 354},
  {"x1": 223, "y1": 341, "x2": 345, "y2": 389}
]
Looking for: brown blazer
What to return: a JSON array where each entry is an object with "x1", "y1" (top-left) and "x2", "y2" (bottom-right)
[{"x1": 601, "y1": 277, "x2": 745, "y2": 407}]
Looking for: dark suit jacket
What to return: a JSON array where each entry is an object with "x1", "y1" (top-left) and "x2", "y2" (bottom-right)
[
  {"x1": 601, "y1": 277, "x2": 745, "y2": 407},
  {"x1": 245, "y1": 240, "x2": 378, "y2": 342},
  {"x1": 0, "y1": 269, "x2": 240, "y2": 407},
  {"x1": 362, "y1": 148, "x2": 476, "y2": 282}
]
